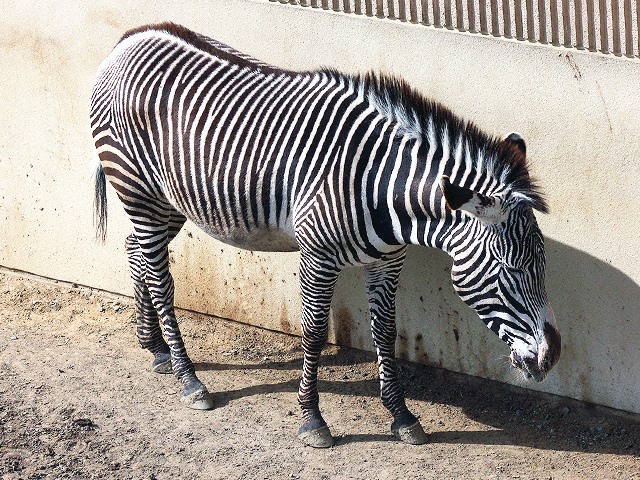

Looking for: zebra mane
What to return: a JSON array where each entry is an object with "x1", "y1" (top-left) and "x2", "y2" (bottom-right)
[
  {"x1": 354, "y1": 72, "x2": 548, "y2": 213},
  {"x1": 116, "y1": 25, "x2": 546, "y2": 213}
]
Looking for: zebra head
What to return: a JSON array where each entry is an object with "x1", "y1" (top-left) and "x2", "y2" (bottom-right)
[{"x1": 440, "y1": 137, "x2": 560, "y2": 382}]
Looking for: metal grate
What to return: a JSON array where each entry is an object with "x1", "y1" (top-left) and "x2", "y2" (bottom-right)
[{"x1": 271, "y1": 0, "x2": 640, "y2": 58}]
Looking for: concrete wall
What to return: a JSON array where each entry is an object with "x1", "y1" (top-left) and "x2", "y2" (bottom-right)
[{"x1": 1, "y1": 0, "x2": 639, "y2": 414}]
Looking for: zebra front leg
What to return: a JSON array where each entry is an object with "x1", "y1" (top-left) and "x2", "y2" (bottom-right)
[
  {"x1": 134, "y1": 221, "x2": 213, "y2": 410},
  {"x1": 296, "y1": 254, "x2": 339, "y2": 448},
  {"x1": 126, "y1": 233, "x2": 172, "y2": 374},
  {"x1": 365, "y1": 250, "x2": 428, "y2": 445}
]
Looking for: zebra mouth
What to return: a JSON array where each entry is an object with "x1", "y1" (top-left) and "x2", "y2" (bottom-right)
[{"x1": 510, "y1": 351, "x2": 545, "y2": 382}]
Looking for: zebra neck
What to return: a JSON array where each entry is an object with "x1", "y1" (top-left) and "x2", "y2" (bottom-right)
[{"x1": 365, "y1": 130, "x2": 461, "y2": 255}]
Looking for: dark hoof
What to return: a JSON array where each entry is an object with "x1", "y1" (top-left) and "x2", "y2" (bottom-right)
[
  {"x1": 152, "y1": 353, "x2": 172, "y2": 374},
  {"x1": 180, "y1": 382, "x2": 214, "y2": 410},
  {"x1": 391, "y1": 420, "x2": 428, "y2": 445},
  {"x1": 297, "y1": 425, "x2": 335, "y2": 448}
]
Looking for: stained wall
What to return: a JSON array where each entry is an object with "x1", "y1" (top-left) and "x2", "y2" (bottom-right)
[{"x1": 1, "y1": 0, "x2": 638, "y2": 413}]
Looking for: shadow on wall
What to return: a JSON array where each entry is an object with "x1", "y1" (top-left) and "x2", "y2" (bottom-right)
[
  {"x1": 189, "y1": 240, "x2": 640, "y2": 453},
  {"x1": 328, "y1": 238, "x2": 640, "y2": 414},
  {"x1": 543, "y1": 238, "x2": 640, "y2": 410}
]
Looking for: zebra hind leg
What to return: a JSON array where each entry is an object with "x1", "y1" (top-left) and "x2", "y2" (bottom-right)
[
  {"x1": 125, "y1": 212, "x2": 188, "y2": 375},
  {"x1": 296, "y1": 254, "x2": 339, "y2": 448},
  {"x1": 126, "y1": 233, "x2": 172, "y2": 374},
  {"x1": 132, "y1": 209, "x2": 213, "y2": 410},
  {"x1": 365, "y1": 251, "x2": 428, "y2": 445}
]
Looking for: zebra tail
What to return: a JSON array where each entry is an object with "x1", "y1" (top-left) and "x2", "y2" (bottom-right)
[{"x1": 94, "y1": 162, "x2": 108, "y2": 243}]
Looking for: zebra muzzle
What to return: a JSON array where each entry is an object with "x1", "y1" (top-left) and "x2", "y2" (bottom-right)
[{"x1": 510, "y1": 351, "x2": 545, "y2": 382}]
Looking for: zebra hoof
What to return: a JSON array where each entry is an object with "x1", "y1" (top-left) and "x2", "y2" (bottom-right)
[
  {"x1": 180, "y1": 383, "x2": 214, "y2": 410},
  {"x1": 297, "y1": 425, "x2": 335, "y2": 448},
  {"x1": 151, "y1": 353, "x2": 172, "y2": 374},
  {"x1": 391, "y1": 420, "x2": 428, "y2": 445}
]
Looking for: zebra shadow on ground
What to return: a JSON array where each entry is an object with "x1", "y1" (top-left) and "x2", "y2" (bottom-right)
[{"x1": 193, "y1": 238, "x2": 640, "y2": 455}]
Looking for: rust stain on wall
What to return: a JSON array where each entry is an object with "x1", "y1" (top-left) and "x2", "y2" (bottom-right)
[
  {"x1": 414, "y1": 333, "x2": 429, "y2": 363},
  {"x1": 333, "y1": 306, "x2": 354, "y2": 347},
  {"x1": 279, "y1": 301, "x2": 292, "y2": 334},
  {"x1": 397, "y1": 328, "x2": 409, "y2": 360}
]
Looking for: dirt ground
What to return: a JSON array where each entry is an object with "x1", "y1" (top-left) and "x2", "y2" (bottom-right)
[{"x1": 0, "y1": 270, "x2": 638, "y2": 480}]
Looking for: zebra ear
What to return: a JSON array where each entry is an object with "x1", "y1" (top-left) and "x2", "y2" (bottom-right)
[
  {"x1": 503, "y1": 132, "x2": 526, "y2": 156},
  {"x1": 440, "y1": 176, "x2": 504, "y2": 224}
]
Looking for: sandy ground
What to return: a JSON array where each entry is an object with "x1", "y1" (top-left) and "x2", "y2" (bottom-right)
[{"x1": 0, "y1": 269, "x2": 639, "y2": 480}]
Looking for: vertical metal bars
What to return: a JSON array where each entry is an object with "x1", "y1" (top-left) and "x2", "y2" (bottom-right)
[
  {"x1": 586, "y1": 0, "x2": 597, "y2": 50},
  {"x1": 527, "y1": 0, "x2": 537, "y2": 41},
  {"x1": 421, "y1": 0, "x2": 430, "y2": 24},
  {"x1": 637, "y1": 0, "x2": 640, "y2": 56},
  {"x1": 273, "y1": 0, "x2": 640, "y2": 58},
  {"x1": 433, "y1": 0, "x2": 442, "y2": 27},
  {"x1": 444, "y1": 0, "x2": 453, "y2": 28},
  {"x1": 409, "y1": 0, "x2": 419, "y2": 22},
  {"x1": 537, "y1": 0, "x2": 548, "y2": 43},
  {"x1": 503, "y1": 0, "x2": 513, "y2": 37},
  {"x1": 550, "y1": 0, "x2": 560, "y2": 45},
  {"x1": 575, "y1": 0, "x2": 584, "y2": 49},
  {"x1": 599, "y1": 0, "x2": 610, "y2": 53},
  {"x1": 456, "y1": 0, "x2": 465, "y2": 30},
  {"x1": 561, "y1": 0, "x2": 571, "y2": 47},
  {"x1": 490, "y1": 0, "x2": 500, "y2": 35},
  {"x1": 623, "y1": 0, "x2": 633, "y2": 55},
  {"x1": 398, "y1": 0, "x2": 407, "y2": 20},
  {"x1": 479, "y1": 0, "x2": 489, "y2": 33},
  {"x1": 612, "y1": 0, "x2": 622, "y2": 54},
  {"x1": 515, "y1": 0, "x2": 525, "y2": 39},
  {"x1": 468, "y1": 0, "x2": 477, "y2": 32}
]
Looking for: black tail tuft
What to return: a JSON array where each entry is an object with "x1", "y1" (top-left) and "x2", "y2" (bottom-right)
[{"x1": 94, "y1": 162, "x2": 108, "y2": 243}]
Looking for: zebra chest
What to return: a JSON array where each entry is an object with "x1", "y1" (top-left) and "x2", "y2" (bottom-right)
[{"x1": 195, "y1": 222, "x2": 300, "y2": 253}]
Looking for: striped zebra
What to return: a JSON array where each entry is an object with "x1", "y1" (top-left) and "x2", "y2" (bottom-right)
[{"x1": 91, "y1": 23, "x2": 561, "y2": 448}]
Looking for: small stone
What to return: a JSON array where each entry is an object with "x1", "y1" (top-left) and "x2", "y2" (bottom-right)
[
  {"x1": 72, "y1": 418, "x2": 97, "y2": 429},
  {"x1": 98, "y1": 305, "x2": 105, "y2": 313}
]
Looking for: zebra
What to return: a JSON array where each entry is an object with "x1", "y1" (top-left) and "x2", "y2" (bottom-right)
[{"x1": 91, "y1": 23, "x2": 561, "y2": 448}]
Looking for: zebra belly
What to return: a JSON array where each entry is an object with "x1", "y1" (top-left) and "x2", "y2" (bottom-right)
[{"x1": 195, "y1": 223, "x2": 300, "y2": 253}]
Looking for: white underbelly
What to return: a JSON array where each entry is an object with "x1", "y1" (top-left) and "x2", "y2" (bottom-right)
[{"x1": 196, "y1": 224, "x2": 300, "y2": 252}]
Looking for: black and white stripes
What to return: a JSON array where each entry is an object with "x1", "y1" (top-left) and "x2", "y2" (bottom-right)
[{"x1": 91, "y1": 22, "x2": 560, "y2": 447}]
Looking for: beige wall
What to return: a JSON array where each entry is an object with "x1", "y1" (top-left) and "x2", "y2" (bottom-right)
[{"x1": 1, "y1": 0, "x2": 639, "y2": 413}]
